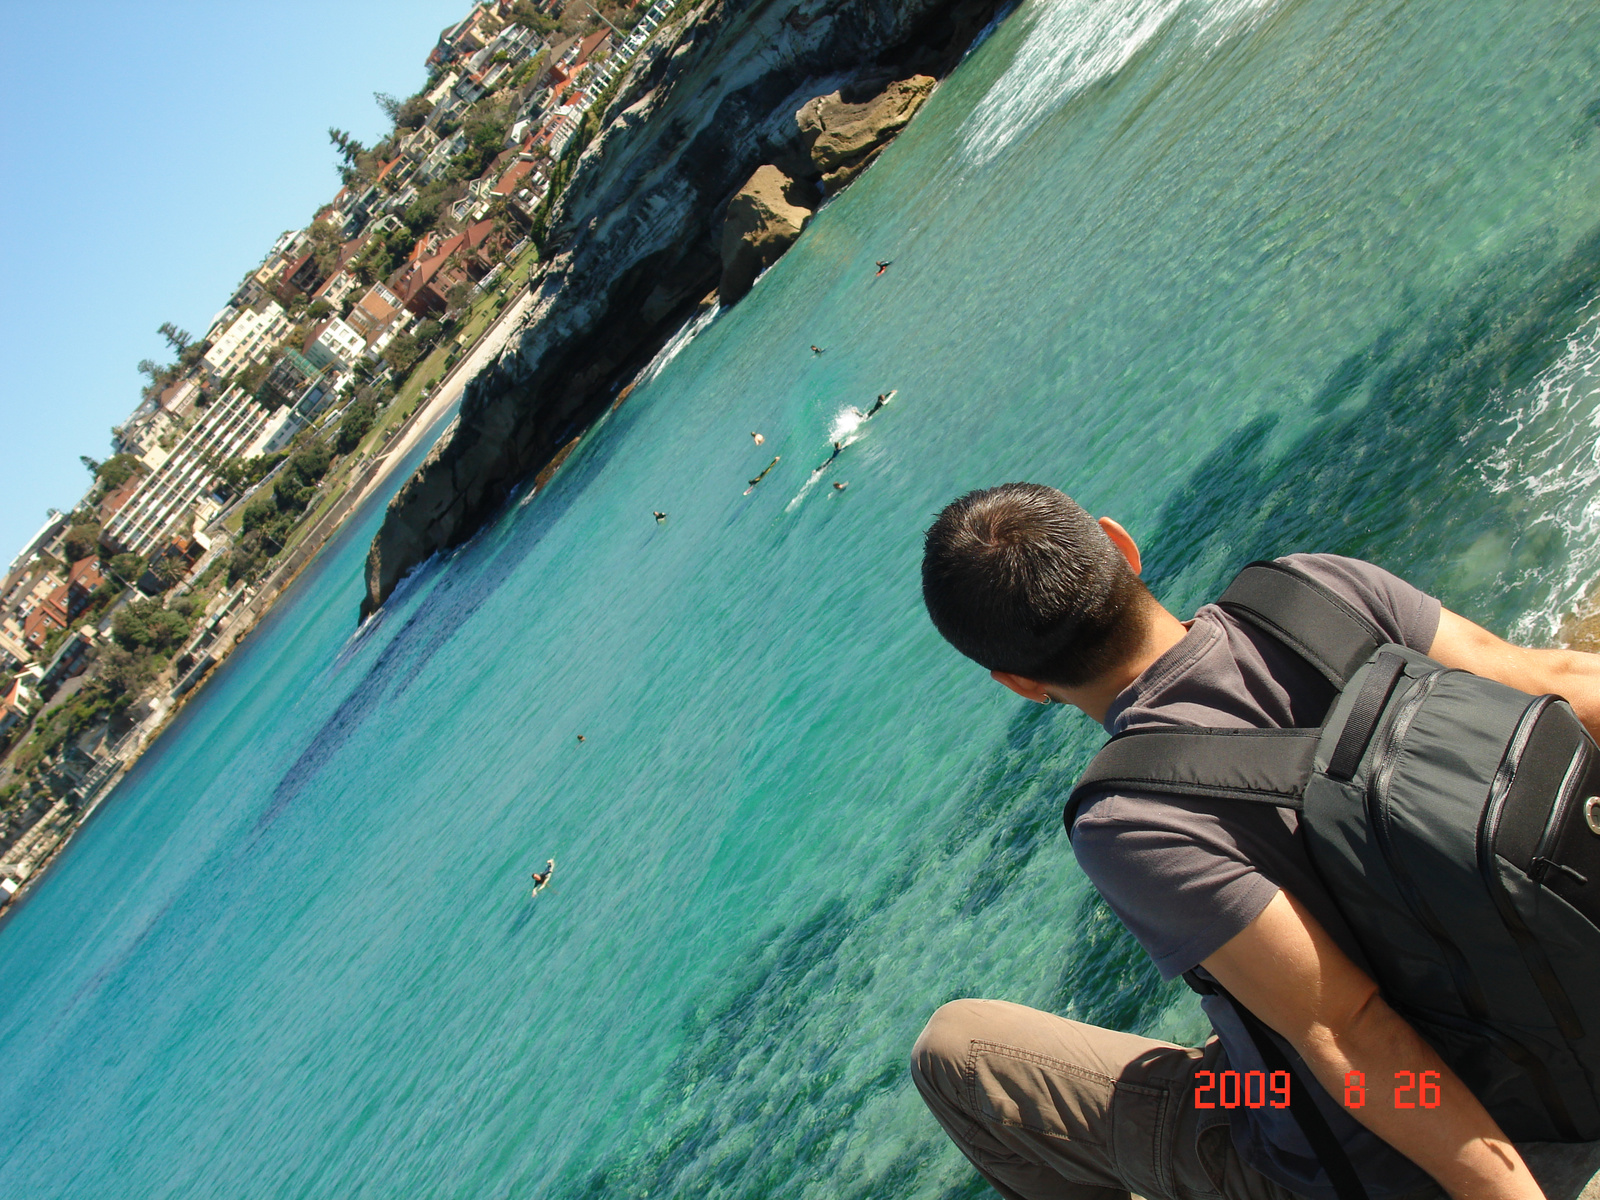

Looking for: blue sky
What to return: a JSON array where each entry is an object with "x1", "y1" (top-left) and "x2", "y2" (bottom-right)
[{"x1": 0, "y1": 0, "x2": 471, "y2": 562}]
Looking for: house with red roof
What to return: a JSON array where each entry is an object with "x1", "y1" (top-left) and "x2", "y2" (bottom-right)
[
  {"x1": 492, "y1": 157, "x2": 536, "y2": 196},
  {"x1": 345, "y1": 282, "x2": 416, "y2": 356},
  {"x1": 388, "y1": 219, "x2": 501, "y2": 317}
]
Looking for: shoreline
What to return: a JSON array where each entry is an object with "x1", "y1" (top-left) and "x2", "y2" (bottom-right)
[{"x1": 0, "y1": 281, "x2": 541, "y2": 919}]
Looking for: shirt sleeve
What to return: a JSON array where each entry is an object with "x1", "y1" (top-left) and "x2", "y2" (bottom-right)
[
  {"x1": 1071, "y1": 792, "x2": 1282, "y2": 980},
  {"x1": 1277, "y1": 553, "x2": 1441, "y2": 652}
]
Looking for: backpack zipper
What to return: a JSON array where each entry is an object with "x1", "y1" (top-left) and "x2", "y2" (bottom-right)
[
  {"x1": 1366, "y1": 679, "x2": 1584, "y2": 1137},
  {"x1": 1478, "y1": 697, "x2": 1585, "y2": 1042},
  {"x1": 1529, "y1": 745, "x2": 1588, "y2": 885}
]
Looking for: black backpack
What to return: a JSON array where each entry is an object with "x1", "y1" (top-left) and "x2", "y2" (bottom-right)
[{"x1": 1066, "y1": 560, "x2": 1600, "y2": 1156}]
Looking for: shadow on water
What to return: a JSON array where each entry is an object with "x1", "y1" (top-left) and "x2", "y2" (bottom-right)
[
  {"x1": 250, "y1": 431, "x2": 622, "y2": 837},
  {"x1": 545, "y1": 700, "x2": 1174, "y2": 1197},
  {"x1": 1144, "y1": 218, "x2": 1600, "y2": 627}
]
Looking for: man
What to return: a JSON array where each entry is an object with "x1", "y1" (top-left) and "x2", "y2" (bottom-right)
[
  {"x1": 913, "y1": 483, "x2": 1600, "y2": 1200},
  {"x1": 531, "y1": 858, "x2": 555, "y2": 895}
]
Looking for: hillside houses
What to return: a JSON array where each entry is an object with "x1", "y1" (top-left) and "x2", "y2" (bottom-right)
[{"x1": 2, "y1": 0, "x2": 676, "y2": 786}]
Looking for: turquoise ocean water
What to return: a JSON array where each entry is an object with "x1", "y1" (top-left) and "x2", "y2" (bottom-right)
[{"x1": 8, "y1": 0, "x2": 1600, "y2": 1194}]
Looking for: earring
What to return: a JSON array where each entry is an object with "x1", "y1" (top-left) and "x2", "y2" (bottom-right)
[{"x1": 1039, "y1": 693, "x2": 1052, "y2": 706}]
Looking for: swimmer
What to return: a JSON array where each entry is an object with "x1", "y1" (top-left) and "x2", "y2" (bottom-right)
[
  {"x1": 744, "y1": 455, "x2": 781, "y2": 493},
  {"x1": 811, "y1": 345, "x2": 825, "y2": 355},
  {"x1": 814, "y1": 441, "x2": 843, "y2": 472},
  {"x1": 833, "y1": 481, "x2": 848, "y2": 491},
  {"x1": 654, "y1": 511, "x2": 667, "y2": 523},
  {"x1": 874, "y1": 260, "x2": 892, "y2": 276},
  {"x1": 531, "y1": 858, "x2": 556, "y2": 897},
  {"x1": 751, "y1": 431, "x2": 765, "y2": 445},
  {"x1": 577, "y1": 734, "x2": 586, "y2": 742}
]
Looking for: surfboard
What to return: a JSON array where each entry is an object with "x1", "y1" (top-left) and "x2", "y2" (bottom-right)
[{"x1": 744, "y1": 455, "x2": 780, "y2": 495}]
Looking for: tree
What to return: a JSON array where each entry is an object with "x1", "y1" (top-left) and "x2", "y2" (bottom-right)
[
  {"x1": 306, "y1": 299, "x2": 334, "y2": 321},
  {"x1": 240, "y1": 497, "x2": 279, "y2": 535},
  {"x1": 375, "y1": 91, "x2": 403, "y2": 124},
  {"x1": 225, "y1": 531, "x2": 270, "y2": 586},
  {"x1": 179, "y1": 339, "x2": 211, "y2": 370},
  {"x1": 510, "y1": 1, "x2": 560, "y2": 34},
  {"x1": 99, "y1": 646, "x2": 161, "y2": 700},
  {"x1": 395, "y1": 95, "x2": 434, "y2": 131},
  {"x1": 109, "y1": 553, "x2": 146, "y2": 586},
  {"x1": 112, "y1": 599, "x2": 189, "y2": 654},
  {"x1": 157, "y1": 322, "x2": 192, "y2": 354},
  {"x1": 80, "y1": 454, "x2": 102, "y2": 475},
  {"x1": 97, "y1": 454, "x2": 143, "y2": 490},
  {"x1": 328, "y1": 127, "x2": 366, "y2": 167},
  {"x1": 307, "y1": 221, "x2": 344, "y2": 278},
  {"x1": 334, "y1": 397, "x2": 378, "y2": 454},
  {"x1": 151, "y1": 555, "x2": 189, "y2": 592},
  {"x1": 62, "y1": 524, "x2": 101, "y2": 563},
  {"x1": 384, "y1": 333, "x2": 422, "y2": 374}
]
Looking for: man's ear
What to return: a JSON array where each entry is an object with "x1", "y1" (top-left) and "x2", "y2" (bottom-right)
[
  {"x1": 1098, "y1": 517, "x2": 1142, "y2": 575},
  {"x1": 990, "y1": 669, "x2": 1050, "y2": 703}
]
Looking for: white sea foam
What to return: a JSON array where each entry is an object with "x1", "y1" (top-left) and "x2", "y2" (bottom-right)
[
  {"x1": 959, "y1": 0, "x2": 1281, "y2": 166},
  {"x1": 784, "y1": 405, "x2": 873, "y2": 510},
  {"x1": 633, "y1": 302, "x2": 720, "y2": 390},
  {"x1": 1472, "y1": 301, "x2": 1600, "y2": 644},
  {"x1": 828, "y1": 406, "x2": 868, "y2": 444}
]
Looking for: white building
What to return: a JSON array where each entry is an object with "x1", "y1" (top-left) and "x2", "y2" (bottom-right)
[
  {"x1": 416, "y1": 129, "x2": 469, "y2": 183},
  {"x1": 305, "y1": 317, "x2": 368, "y2": 372},
  {"x1": 103, "y1": 386, "x2": 272, "y2": 556},
  {"x1": 202, "y1": 301, "x2": 292, "y2": 383}
]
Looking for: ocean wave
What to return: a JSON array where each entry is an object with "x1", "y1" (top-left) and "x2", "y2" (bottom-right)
[
  {"x1": 1474, "y1": 300, "x2": 1600, "y2": 644},
  {"x1": 958, "y1": 0, "x2": 1281, "y2": 167},
  {"x1": 633, "y1": 301, "x2": 720, "y2": 390}
]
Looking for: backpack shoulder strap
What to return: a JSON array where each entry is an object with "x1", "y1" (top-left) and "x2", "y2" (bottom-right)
[
  {"x1": 1218, "y1": 560, "x2": 1384, "y2": 688},
  {"x1": 1064, "y1": 727, "x2": 1316, "y2": 836}
]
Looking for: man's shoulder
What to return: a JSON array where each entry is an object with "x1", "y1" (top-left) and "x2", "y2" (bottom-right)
[{"x1": 1261, "y1": 553, "x2": 1441, "y2": 652}]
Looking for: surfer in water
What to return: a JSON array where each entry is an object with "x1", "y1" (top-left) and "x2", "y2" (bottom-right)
[
  {"x1": 811, "y1": 345, "x2": 825, "y2": 355},
  {"x1": 815, "y1": 441, "x2": 843, "y2": 472},
  {"x1": 866, "y1": 392, "x2": 891, "y2": 418},
  {"x1": 874, "y1": 260, "x2": 892, "y2": 276},
  {"x1": 745, "y1": 455, "x2": 780, "y2": 493},
  {"x1": 654, "y1": 511, "x2": 667, "y2": 523},
  {"x1": 531, "y1": 858, "x2": 555, "y2": 896},
  {"x1": 751, "y1": 431, "x2": 765, "y2": 445},
  {"x1": 833, "y1": 481, "x2": 848, "y2": 491}
]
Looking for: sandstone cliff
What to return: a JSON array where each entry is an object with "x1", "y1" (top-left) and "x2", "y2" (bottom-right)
[
  {"x1": 361, "y1": 0, "x2": 1004, "y2": 618},
  {"x1": 718, "y1": 164, "x2": 816, "y2": 304}
]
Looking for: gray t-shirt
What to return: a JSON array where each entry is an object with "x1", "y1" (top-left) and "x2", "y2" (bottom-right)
[{"x1": 1072, "y1": 554, "x2": 1442, "y2": 1200}]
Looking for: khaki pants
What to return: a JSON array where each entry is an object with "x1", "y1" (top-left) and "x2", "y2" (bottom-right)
[{"x1": 910, "y1": 998, "x2": 1306, "y2": 1200}]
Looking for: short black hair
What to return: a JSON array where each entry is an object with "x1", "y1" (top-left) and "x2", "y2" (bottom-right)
[{"x1": 921, "y1": 483, "x2": 1152, "y2": 687}]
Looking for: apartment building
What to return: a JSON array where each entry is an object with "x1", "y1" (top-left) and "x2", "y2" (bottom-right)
[
  {"x1": 202, "y1": 301, "x2": 292, "y2": 383},
  {"x1": 103, "y1": 386, "x2": 272, "y2": 556}
]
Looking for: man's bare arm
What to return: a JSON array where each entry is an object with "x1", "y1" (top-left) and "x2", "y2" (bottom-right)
[
  {"x1": 1430, "y1": 608, "x2": 1600, "y2": 738},
  {"x1": 1202, "y1": 890, "x2": 1544, "y2": 1200}
]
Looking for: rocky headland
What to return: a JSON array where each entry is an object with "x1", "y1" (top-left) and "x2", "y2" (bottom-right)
[{"x1": 360, "y1": 0, "x2": 1003, "y2": 618}]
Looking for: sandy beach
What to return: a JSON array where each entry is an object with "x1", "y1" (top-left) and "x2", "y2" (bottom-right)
[{"x1": 354, "y1": 284, "x2": 540, "y2": 508}]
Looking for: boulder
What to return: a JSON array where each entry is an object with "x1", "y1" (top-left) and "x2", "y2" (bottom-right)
[
  {"x1": 718, "y1": 165, "x2": 815, "y2": 305},
  {"x1": 797, "y1": 74, "x2": 937, "y2": 189}
]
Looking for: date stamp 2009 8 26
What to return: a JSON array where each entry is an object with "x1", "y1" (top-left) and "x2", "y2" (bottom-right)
[{"x1": 1193, "y1": 1070, "x2": 1443, "y2": 1109}]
